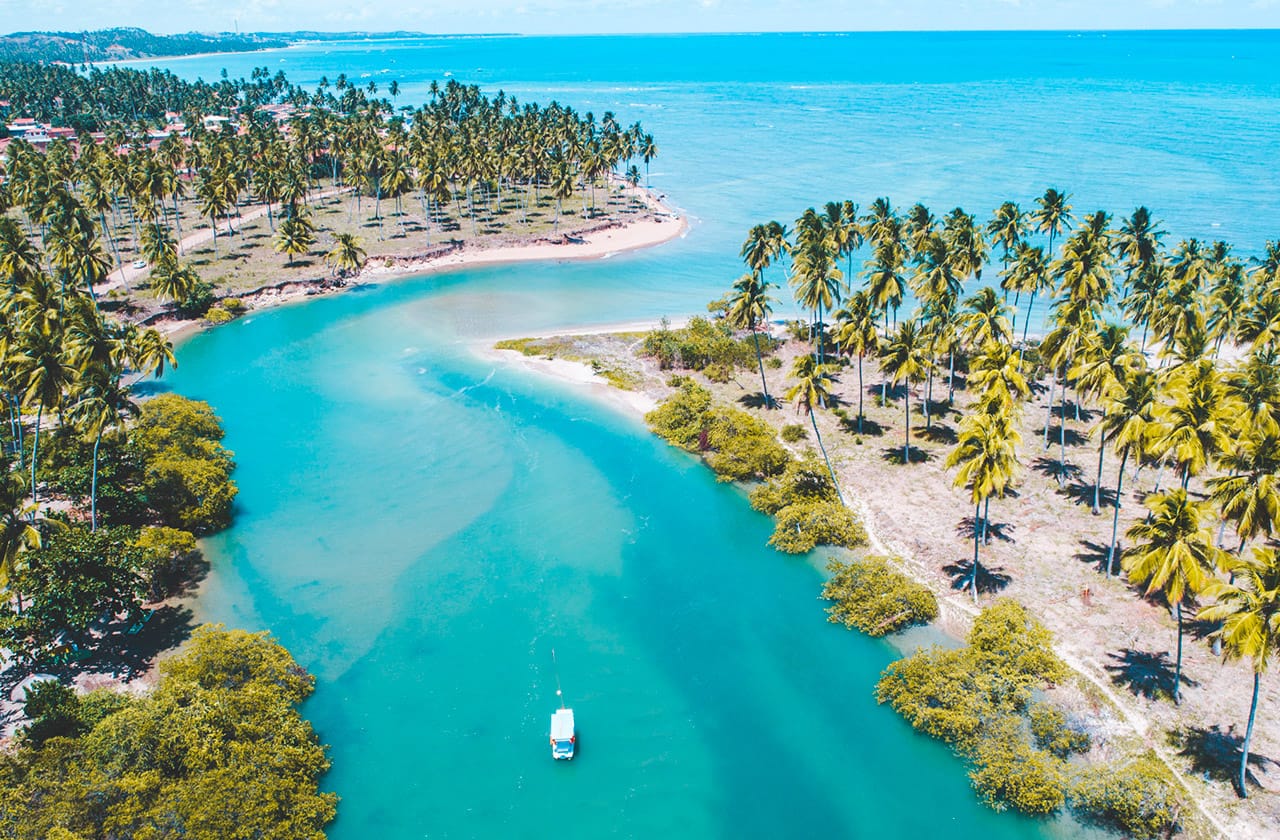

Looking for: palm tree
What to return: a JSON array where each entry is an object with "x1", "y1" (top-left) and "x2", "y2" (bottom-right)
[
  {"x1": 1156, "y1": 359, "x2": 1234, "y2": 489},
  {"x1": 1124, "y1": 489, "x2": 1224, "y2": 704},
  {"x1": 834, "y1": 290, "x2": 879, "y2": 434},
  {"x1": 1005, "y1": 243, "x2": 1050, "y2": 357},
  {"x1": 0, "y1": 466, "x2": 41, "y2": 608},
  {"x1": 784, "y1": 355, "x2": 842, "y2": 501},
  {"x1": 726, "y1": 271, "x2": 775, "y2": 408},
  {"x1": 1197, "y1": 547, "x2": 1280, "y2": 798},
  {"x1": 1208, "y1": 429, "x2": 1280, "y2": 555},
  {"x1": 986, "y1": 201, "x2": 1027, "y2": 288},
  {"x1": 324, "y1": 232, "x2": 367, "y2": 278},
  {"x1": 1072, "y1": 323, "x2": 1137, "y2": 514},
  {"x1": 881, "y1": 320, "x2": 928, "y2": 464},
  {"x1": 274, "y1": 211, "x2": 317, "y2": 267},
  {"x1": 1100, "y1": 366, "x2": 1160, "y2": 576},
  {"x1": 959, "y1": 286, "x2": 1012, "y2": 350},
  {"x1": 9, "y1": 329, "x2": 72, "y2": 503},
  {"x1": 946, "y1": 406, "x2": 1020, "y2": 602},
  {"x1": 968, "y1": 340, "x2": 1030, "y2": 416},
  {"x1": 69, "y1": 368, "x2": 136, "y2": 531},
  {"x1": 1033, "y1": 188, "x2": 1073, "y2": 262},
  {"x1": 149, "y1": 259, "x2": 200, "y2": 305}
]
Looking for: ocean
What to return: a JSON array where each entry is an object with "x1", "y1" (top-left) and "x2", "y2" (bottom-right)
[{"x1": 150, "y1": 32, "x2": 1279, "y2": 837}]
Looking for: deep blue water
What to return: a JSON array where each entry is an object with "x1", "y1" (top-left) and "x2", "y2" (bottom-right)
[{"x1": 147, "y1": 32, "x2": 1277, "y2": 838}]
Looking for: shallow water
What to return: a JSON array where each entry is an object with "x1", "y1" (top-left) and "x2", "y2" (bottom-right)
[{"x1": 152, "y1": 32, "x2": 1278, "y2": 837}]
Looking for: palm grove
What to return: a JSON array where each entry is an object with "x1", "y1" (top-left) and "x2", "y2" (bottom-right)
[
  {"x1": 1, "y1": 62, "x2": 660, "y2": 322},
  {"x1": 725, "y1": 192, "x2": 1280, "y2": 802}
]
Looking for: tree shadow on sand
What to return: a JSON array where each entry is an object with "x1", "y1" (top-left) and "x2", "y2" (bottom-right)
[
  {"x1": 881, "y1": 445, "x2": 932, "y2": 465},
  {"x1": 1032, "y1": 456, "x2": 1082, "y2": 484},
  {"x1": 956, "y1": 516, "x2": 1017, "y2": 544},
  {"x1": 1105, "y1": 648, "x2": 1199, "y2": 701},
  {"x1": 1074, "y1": 539, "x2": 1120, "y2": 576},
  {"x1": 917, "y1": 421, "x2": 958, "y2": 445},
  {"x1": 943, "y1": 560, "x2": 1012, "y2": 595},
  {"x1": 1064, "y1": 481, "x2": 1117, "y2": 510},
  {"x1": 838, "y1": 416, "x2": 884, "y2": 437},
  {"x1": 737, "y1": 393, "x2": 778, "y2": 411},
  {"x1": 1170, "y1": 725, "x2": 1278, "y2": 793}
]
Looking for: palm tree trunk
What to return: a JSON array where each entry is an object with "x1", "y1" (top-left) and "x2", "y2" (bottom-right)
[
  {"x1": 1174, "y1": 601, "x2": 1184, "y2": 705},
  {"x1": 751, "y1": 330, "x2": 770, "y2": 408},
  {"x1": 1043, "y1": 370, "x2": 1055, "y2": 448},
  {"x1": 810, "y1": 410, "x2": 842, "y2": 504},
  {"x1": 29, "y1": 405, "x2": 42, "y2": 504},
  {"x1": 90, "y1": 429, "x2": 101, "y2": 532},
  {"x1": 948, "y1": 350, "x2": 956, "y2": 404},
  {"x1": 982, "y1": 496, "x2": 991, "y2": 545},
  {"x1": 857, "y1": 355, "x2": 864, "y2": 435},
  {"x1": 1093, "y1": 434, "x2": 1106, "y2": 515},
  {"x1": 1019, "y1": 290, "x2": 1037, "y2": 366},
  {"x1": 1241, "y1": 671, "x2": 1260, "y2": 798},
  {"x1": 1106, "y1": 449, "x2": 1129, "y2": 577},
  {"x1": 1058, "y1": 371, "x2": 1068, "y2": 483},
  {"x1": 971, "y1": 500, "x2": 981, "y2": 603},
  {"x1": 903, "y1": 389, "x2": 911, "y2": 465}
]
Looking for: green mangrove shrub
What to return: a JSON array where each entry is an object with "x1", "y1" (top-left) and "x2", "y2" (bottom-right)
[
  {"x1": 1029, "y1": 702, "x2": 1091, "y2": 758},
  {"x1": 1069, "y1": 755, "x2": 1183, "y2": 839},
  {"x1": 769, "y1": 500, "x2": 867, "y2": 554},
  {"x1": 645, "y1": 382, "x2": 788, "y2": 481},
  {"x1": 822, "y1": 556, "x2": 938, "y2": 636},
  {"x1": 643, "y1": 316, "x2": 771, "y2": 373}
]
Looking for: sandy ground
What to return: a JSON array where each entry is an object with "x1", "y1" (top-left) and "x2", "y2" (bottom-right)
[
  {"x1": 146, "y1": 200, "x2": 687, "y2": 341},
  {"x1": 491, "y1": 326, "x2": 1279, "y2": 840}
]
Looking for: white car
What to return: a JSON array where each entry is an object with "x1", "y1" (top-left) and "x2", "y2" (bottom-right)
[{"x1": 131, "y1": 259, "x2": 148, "y2": 269}]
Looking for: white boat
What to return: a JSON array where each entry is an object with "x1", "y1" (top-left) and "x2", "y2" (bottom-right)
[{"x1": 550, "y1": 707, "x2": 576, "y2": 760}]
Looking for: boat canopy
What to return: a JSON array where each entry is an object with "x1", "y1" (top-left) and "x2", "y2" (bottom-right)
[{"x1": 551, "y1": 708, "x2": 575, "y2": 741}]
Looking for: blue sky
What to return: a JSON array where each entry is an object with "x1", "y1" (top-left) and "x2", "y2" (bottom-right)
[{"x1": 2, "y1": 0, "x2": 1278, "y2": 34}]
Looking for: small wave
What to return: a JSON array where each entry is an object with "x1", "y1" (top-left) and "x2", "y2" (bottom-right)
[{"x1": 456, "y1": 369, "x2": 497, "y2": 395}]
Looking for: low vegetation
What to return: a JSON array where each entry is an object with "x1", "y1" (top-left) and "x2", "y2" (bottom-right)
[
  {"x1": 646, "y1": 381, "x2": 788, "y2": 482},
  {"x1": 642, "y1": 317, "x2": 775, "y2": 375},
  {"x1": 821, "y1": 556, "x2": 938, "y2": 636},
  {"x1": 0, "y1": 626, "x2": 336, "y2": 840}
]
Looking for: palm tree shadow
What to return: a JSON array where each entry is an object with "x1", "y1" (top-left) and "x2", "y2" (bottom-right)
[
  {"x1": 1032, "y1": 456, "x2": 1082, "y2": 483},
  {"x1": 917, "y1": 422, "x2": 958, "y2": 445},
  {"x1": 737, "y1": 393, "x2": 774, "y2": 410},
  {"x1": 956, "y1": 516, "x2": 1017, "y2": 544},
  {"x1": 1105, "y1": 648, "x2": 1198, "y2": 700},
  {"x1": 1064, "y1": 481, "x2": 1117, "y2": 509},
  {"x1": 1046, "y1": 425, "x2": 1089, "y2": 447},
  {"x1": 839, "y1": 415, "x2": 884, "y2": 437},
  {"x1": 1074, "y1": 539, "x2": 1119, "y2": 575},
  {"x1": 1170, "y1": 725, "x2": 1277, "y2": 794},
  {"x1": 942, "y1": 560, "x2": 1012, "y2": 594},
  {"x1": 881, "y1": 445, "x2": 932, "y2": 465}
]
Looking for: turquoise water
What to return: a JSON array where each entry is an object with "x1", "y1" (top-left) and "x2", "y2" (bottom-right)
[{"x1": 152, "y1": 33, "x2": 1279, "y2": 837}]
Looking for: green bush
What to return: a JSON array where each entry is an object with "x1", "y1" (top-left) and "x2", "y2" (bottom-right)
[
  {"x1": 642, "y1": 316, "x2": 766, "y2": 373},
  {"x1": 222, "y1": 297, "x2": 247, "y2": 313},
  {"x1": 781, "y1": 424, "x2": 808, "y2": 443},
  {"x1": 822, "y1": 557, "x2": 938, "y2": 636},
  {"x1": 970, "y1": 718, "x2": 1068, "y2": 815},
  {"x1": 702, "y1": 362, "x2": 733, "y2": 383},
  {"x1": 175, "y1": 280, "x2": 216, "y2": 319},
  {"x1": 876, "y1": 600, "x2": 1068, "y2": 751},
  {"x1": 133, "y1": 526, "x2": 199, "y2": 600},
  {"x1": 1029, "y1": 703, "x2": 1091, "y2": 758},
  {"x1": 130, "y1": 394, "x2": 238, "y2": 535},
  {"x1": 645, "y1": 382, "x2": 788, "y2": 482},
  {"x1": 1069, "y1": 755, "x2": 1183, "y2": 839},
  {"x1": 766, "y1": 356, "x2": 783, "y2": 370},
  {"x1": 769, "y1": 500, "x2": 867, "y2": 554},
  {"x1": 749, "y1": 451, "x2": 838, "y2": 514},
  {"x1": 205, "y1": 304, "x2": 235, "y2": 324}
]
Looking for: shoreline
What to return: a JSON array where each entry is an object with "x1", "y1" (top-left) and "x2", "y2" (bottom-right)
[
  {"x1": 152, "y1": 201, "x2": 688, "y2": 345},
  {"x1": 484, "y1": 324, "x2": 1239, "y2": 839}
]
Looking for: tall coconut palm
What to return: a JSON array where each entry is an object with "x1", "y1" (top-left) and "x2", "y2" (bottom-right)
[
  {"x1": 1156, "y1": 359, "x2": 1234, "y2": 489},
  {"x1": 726, "y1": 271, "x2": 775, "y2": 408},
  {"x1": 968, "y1": 340, "x2": 1030, "y2": 416},
  {"x1": 1005, "y1": 243, "x2": 1050, "y2": 357},
  {"x1": 1101, "y1": 366, "x2": 1160, "y2": 576},
  {"x1": 834, "y1": 291, "x2": 879, "y2": 435},
  {"x1": 784, "y1": 355, "x2": 842, "y2": 501},
  {"x1": 1072, "y1": 323, "x2": 1137, "y2": 514},
  {"x1": 946, "y1": 406, "x2": 1020, "y2": 602},
  {"x1": 149, "y1": 259, "x2": 200, "y2": 306},
  {"x1": 986, "y1": 201, "x2": 1027, "y2": 287},
  {"x1": 9, "y1": 329, "x2": 72, "y2": 503},
  {"x1": 959, "y1": 286, "x2": 1013, "y2": 351},
  {"x1": 881, "y1": 320, "x2": 928, "y2": 464},
  {"x1": 1115, "y1": 206, "x2": 1165, "y2": 290},
  {"x1": 1197, "y1": 548, "x2": 1280, "y2": 798},
  {"x1": 0, "y1": 466, "x2": 41, "y2": 609},
  {"x1": 1124, "y1": 489, "x2": 1224, "y2": 704},
  {"x1": 68, "y1": 367, "x2": 136, "y2": 531},
  {"x1": 1208, "y1": 429, "x2": 1280, "y2": 555},
  {"x1": 1033, "y1": 187, "x2": 1073, "y2": 261}
]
